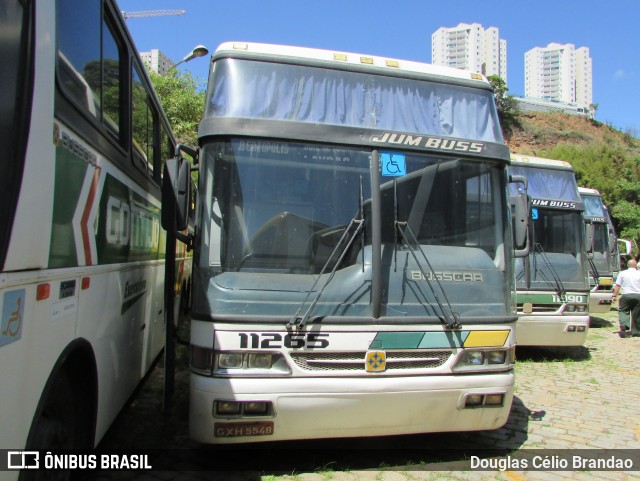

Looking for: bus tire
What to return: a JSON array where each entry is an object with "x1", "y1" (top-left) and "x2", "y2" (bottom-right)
[
  {"x1": 21, "y1": 354, "x2": 96, "y2": 480},
  {"x1": 30, "y1": 370, "x2": 79, "y2": 449}
]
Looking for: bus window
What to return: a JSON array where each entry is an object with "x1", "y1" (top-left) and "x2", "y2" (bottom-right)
[
  {"x1": 102, "y1": 16, "x2": 122, "y2": 136},
  {"x1": 160, "y1": 122, "x2": 174, "y2": 180},
  {"x1": 57, "y1": 0, "x2": 101, "y2": 117},
  {"x1": 132, "y1": 65, "x2": 157, "y2": 175},
  {"x1": 0, "y1": 0, "x2": 32, "y2": 271},
  {"x1": 56, "y1": 0, "x2": 122, "y2": 136}
]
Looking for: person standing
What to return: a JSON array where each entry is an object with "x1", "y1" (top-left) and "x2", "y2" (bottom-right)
[{"x1": 612, "y1": 259, "x2": 640, "y2": 337}]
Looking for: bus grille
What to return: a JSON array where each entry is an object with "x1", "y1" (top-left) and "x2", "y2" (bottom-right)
[{"x1": 289, "y1": 350, "x2": 452, "y2": 371}]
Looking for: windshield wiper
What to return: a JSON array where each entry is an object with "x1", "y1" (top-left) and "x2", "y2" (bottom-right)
[
  {"x1": 588, "y1": 257, "x2": 600, "y2": 285},
  {"x1": 394, "y1": 180, "x2": 461, "y2": 329},
  {"x1": 533, "y1": 243, "x2": 566, "y2": 298},
  {"x1": 287, "y1": 178, "x2": 365, "y2": 329},
  {"x1": 396, "y1": 222, "x2": 462, "y2": 329}
]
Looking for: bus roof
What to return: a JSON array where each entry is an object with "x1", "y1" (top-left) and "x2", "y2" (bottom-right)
[
  {"x1": 510, "y1": 153, "x2": 573, "y2": 171},
  {"x1": 212, "y1": 42, "x2": 493, "y2": 88},
  {"x1": 578, "y1": 186, "x2": 601, "y2": 196}
]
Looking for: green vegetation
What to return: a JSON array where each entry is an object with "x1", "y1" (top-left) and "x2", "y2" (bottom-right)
[
  {"x1": 488, "y1": 75, "x2": 520, "y2": 137},
  {"x1": 148, "y1": 69, "x2": 205, "y2": 147}
]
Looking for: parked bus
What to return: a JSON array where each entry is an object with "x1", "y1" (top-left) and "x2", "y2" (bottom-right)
[
  {"x1": 0, "y1": 0, "x2": 190, "y2": 466},
  {"x1": 163, "y1": 42, "x2": 530, "y2": 443},
  {"x1": 509, "y1": 155, "x2": 589, "y2": 346},
  {"x1": 579, "y1": 187, "x2": 625, "y2": 313}
]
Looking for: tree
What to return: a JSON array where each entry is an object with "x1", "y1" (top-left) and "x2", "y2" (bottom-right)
[
  {"x1": 149, "y1": 70, "x2": 206, "y2": 147},
  {"x1": 610, "y1": 177, "x2": 640, "y2": 251},
  {"x1": 487, "y1": 75, "x2": 520, "y2": 137},
  {"x1": 542, "y1": 142, "x2": 640, "y2": 254}
]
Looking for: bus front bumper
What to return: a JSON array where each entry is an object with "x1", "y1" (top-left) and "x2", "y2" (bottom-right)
[
  {"x1": 189, "y1": 371, "x2": 514, "y2": 444},
  {"x1": 589, "y1": 291, "x2": 614, "y2": 314},
  {"x1": 515, "y1": 315, "x2": 589, "y2": 346}
]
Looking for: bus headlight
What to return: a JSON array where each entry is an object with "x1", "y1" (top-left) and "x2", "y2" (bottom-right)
[
  {"x1": 248, "y1": 353, "x2": 273, "y2": 369},
  {"x1": 215, "y1": 351, "x2": 291, "y2": 376},
  {"x1": 191, "y1": 346, "x2": 292, "y2": 376},
  {"x1": 563, "y1": 304, "x2": 588, "y2": 314},
  {"x1": 487, "y1": 350, "x2": 507, "y2": 364},
  {"x1": 463, "y1": 351, "x2": 485, "y2": 366},
  {"x1": 219, "y1": 352, "x2": 243, "y2": 369},
  {"x1": 452, "y1": 347, "x2": 514, "y2": 373}
]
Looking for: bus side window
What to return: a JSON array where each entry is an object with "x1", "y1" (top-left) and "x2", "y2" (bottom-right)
[
  {"x1": 101, "y1": 15, "x2": 122, "y2": 138},
  {"x1": 57, "y1": 0, "x2": 101, "y2": 119},
  {"x1": 160, "y1": 123, "x2": 174, "y2": 180},
  {"x1": 132, "y1": 65, "x2": 157, "y2": 176},
  {"x1": 56, "y1": 0, "x2": 123, "y2": 138}
]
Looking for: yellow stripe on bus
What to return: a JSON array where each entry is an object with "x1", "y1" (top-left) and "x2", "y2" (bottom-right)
[{"x1": 463, "y1": 330, "x2": 510, "y2": 348}]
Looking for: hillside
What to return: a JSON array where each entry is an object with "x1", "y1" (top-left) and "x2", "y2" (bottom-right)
[{"x1": 505, "y1": 111, "x2": 640, "y2": 158}]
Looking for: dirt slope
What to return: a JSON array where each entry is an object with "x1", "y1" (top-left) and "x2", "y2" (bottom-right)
[{"x1": 504, "y1": 111, "x2": 639, "y2": 157}]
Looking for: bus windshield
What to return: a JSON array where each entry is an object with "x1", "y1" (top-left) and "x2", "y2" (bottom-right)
[
  {"x1": 580, "y1": 193, "x2": 611, "y2": 278},
  {"x1": 592, "y1": 222, "x2": 608, "y2": 255},
  {"x1": 583, "y1": 194, "x2": 606, "y2": 218},
  {"x1": 204, "y1": 59, "x2": 503, "y2": 143},
  {"x1": 194, "y1": 138, "x2": 511, "y2": 321},
  {"x1": 516, "y1": 209, "x2": 586, "y2": 290},
  {"x1": 590, "y1": 222, "x2": 611, "y2": 276}
]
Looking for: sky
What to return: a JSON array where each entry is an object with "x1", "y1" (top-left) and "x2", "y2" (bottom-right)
[{"x1": 118, "y1": 0, "x2": 640, "y2": 134}]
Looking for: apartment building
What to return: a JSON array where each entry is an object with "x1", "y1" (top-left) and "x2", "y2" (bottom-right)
[
  {"x1": 574, "y1": 46, "x2": 593, "y2": 108},
  {"x1": 432, "y1": 23, "x2": 507, "y2": 84},
  {"x1": 525, "y1": 43, "x2": 592, "y2": 108},
  {"x1": 139, "y1": 49, "x2": 175, "y2": 75}
]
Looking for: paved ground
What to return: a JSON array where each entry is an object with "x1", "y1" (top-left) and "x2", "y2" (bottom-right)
[{"x1": 91, "y1": 309, "x2": 640, "y2": 481}]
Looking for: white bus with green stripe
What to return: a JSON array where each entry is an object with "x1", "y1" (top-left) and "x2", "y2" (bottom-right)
[
  {"x1": 164, "y1": 42, "x2": 529, "y2": 444},
  {"x1": 0, "y1": 0, "x2": 190, "y2": 466},
  {"x1": 509, "y1": 154, "x2": 590, "y2": 346}
]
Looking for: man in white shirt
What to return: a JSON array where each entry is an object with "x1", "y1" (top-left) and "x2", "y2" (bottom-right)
[{"x1": 612, "y1": 259, "x2": 640, "y2": 337}]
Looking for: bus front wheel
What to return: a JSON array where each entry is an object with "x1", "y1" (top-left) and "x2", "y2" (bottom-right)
[{"x1": 21, "y1": 368, "x2": 93, "y2": 480}]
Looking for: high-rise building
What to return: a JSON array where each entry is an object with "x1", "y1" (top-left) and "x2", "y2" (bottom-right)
[
  {"x1": 525, "y1": 43, "x2": 592, "y2": 108},
  {"x1": 432, "y1": 23, "x2": 507, "y2": 84},
  {"x1": 139, "y1": 49, "x2": 175, "y2": 75},
  {"x1": 574, "y1": 47, "x2": 593, "y2": 108}
]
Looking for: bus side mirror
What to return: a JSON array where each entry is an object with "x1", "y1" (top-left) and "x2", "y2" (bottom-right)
[
  {"x1": 585, "y1": 223, "x2": 595, "y2": 258},
  {"x1": 609, "y1": 232, "x2": 617, "y2": 255},
  {"x1": 509, "y1": 175, "x2": 530, "y2": 258},
  {"x1": 618, "y1": 238, "x2": 632, "y2": 256},
  {"x1": 162, "y1": 156, "x2": 191, "y2": 232}
]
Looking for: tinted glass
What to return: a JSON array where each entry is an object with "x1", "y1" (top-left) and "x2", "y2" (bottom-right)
[
  {"x1": 132, "y1": 66, "x2": 155, "y2": 171},
  {"x1": 102, "y1": 18, "x2": 121, "y2": 134},
  {"x1": 57, "y1": 0, "x2": 101, "y2": 118},
  {"x1": 195, "y1": 139, "x2": 511, "y2": 320}
]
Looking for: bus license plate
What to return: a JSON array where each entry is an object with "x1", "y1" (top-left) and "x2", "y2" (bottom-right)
[{"x1": 214, "y1": 421, "x2": 274, "y2": 438}]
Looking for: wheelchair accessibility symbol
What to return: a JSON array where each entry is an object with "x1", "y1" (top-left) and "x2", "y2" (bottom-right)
[
  {"x1": 531, "y1": 208, "x2": 539, "y2": 220},
  {"x1": 381, "y1": 152, "x2": 406, "y2": 177},
  {"x1": 1, "y1": 289, "x2": 25, "y2": 348}
]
